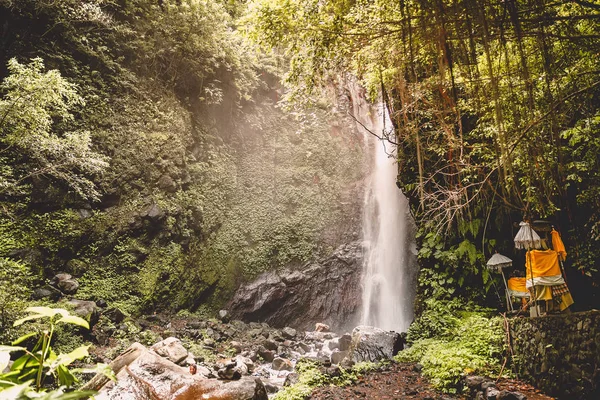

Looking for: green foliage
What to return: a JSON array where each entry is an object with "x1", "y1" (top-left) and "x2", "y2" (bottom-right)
[
  {"x1": 0, "y1": 258, "x2": 32, "y2": 334},
  {"x1": 0, "y1": 57, "x2": 108, "y2": 200},
  {"x1": 397, "y1": 301, "x2": 504, "y2": 393},
  {"x1": 244, "y1": 0, "x2": 600, "y2": 300},
  {"x1": 0, "y1": 306, "x2": 114, "y2": 399},
  {"x1": 0, "y1": 0, "x2": 363, "y2": 317},
  {"x1": 272, "y1": 359, "x2": 380, "y2": 400}
]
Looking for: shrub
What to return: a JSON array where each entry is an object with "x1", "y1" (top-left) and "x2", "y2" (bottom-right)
[{"x1": 396, "y1": 301, "x2": 504, "y2": 393}]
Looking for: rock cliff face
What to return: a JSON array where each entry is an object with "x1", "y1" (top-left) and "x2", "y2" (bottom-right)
[{"x1": 228, "y1": 241, "x2": 364, "y2": 331}]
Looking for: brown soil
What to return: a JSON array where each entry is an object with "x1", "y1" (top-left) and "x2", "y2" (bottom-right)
[{"x1": 309, "y1": 363, "x2": 555, "y2": 400}]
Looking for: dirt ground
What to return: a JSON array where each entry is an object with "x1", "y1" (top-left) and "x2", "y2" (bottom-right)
[{"x1": 309, "y1": 363, "x2": 554, "y2": 400}]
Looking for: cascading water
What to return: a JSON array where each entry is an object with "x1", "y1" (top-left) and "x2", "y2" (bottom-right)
[{"x1": 349, "y1": 85, "x2": 417, "y2": 332}]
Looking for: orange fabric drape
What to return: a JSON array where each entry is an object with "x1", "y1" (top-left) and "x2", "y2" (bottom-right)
[
  {"x1": 551, "y1": 229, "x2": 567, "y2": 261},
  {"x1": 526, "y1": 250, "x2": 562, "y2": 279},
  {"x1": 507, "y1": 277, "x2": 528, "y2": 293}
]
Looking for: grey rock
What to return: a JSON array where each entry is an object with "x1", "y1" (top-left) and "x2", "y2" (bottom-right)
[
  {"x1": 261, "y1": 339, "x2": 278, "y2": 351},
  {"x1": 219, "y1": 309, "x2": 230, "y2": 322},
  {"x1": 282, "y1": 327, "x2": 297, "y2": 339},
  {"x1": 485, "y1": 386, "x2": 500, "y2": 400},
  {"x1": 328, "y1": 338, "x2": 340, "y2": 351},
  {"x1": 151, "y1": 337, "x2": 189, "y2": 365},
  {"x1": 264, "y1": 382, "x2": 279, "y2": 394},
  {"x1": 348, "y1": 326, "x2": 403, "y2": 362},
  {"x1": 339, "y1": 333, "x2": 352, "y2": 351},
  {"x1": 58, "y1": 279, "x2": 79, "y2": 294},
  {"x1": 465, "y1": 375, "x2": 486, "y2": 390},
  {"x1": 32, "y1": 285, "x2": 62, "y2": 301},
  {"x1": 497, "y1": 391, "x2": 527, "y2": 400},
  {"x1": 257, "y1": 347, "x2": 275, "y2": 362},
  {"x1": 283, "y1": 373, "x2": 299, "y2": 387},
  {"x1": 330, "y1": 350, "x2": 348, "y2": 365},
  {"x1": 228, "y1": 242, "x2": 363, "y2": 330},
  {"x1": 68, "y1": 299, "x2": 99, "y2": 326},
  {"x1": 143, "y1": 203, "x2": 165, "y2": 221},
  {"x1": 271, "y1": 357, "x2": 293, "y2": 371},
  {"x1": 95, "y1": 343, "x2": 267, "y2": 400},
  {"x1": 218, "y1": 365, "x2": 242, "y2": 380},
  {"x1": 298, "y1": 342, "x2": 311, "y2": 352},
  {"x1": 157, "y1": 174, "x2": 177, "y2": 192}
]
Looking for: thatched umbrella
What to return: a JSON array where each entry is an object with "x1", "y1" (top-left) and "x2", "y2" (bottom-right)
[{"x1": 486, "y1": 252, "x2": 513, "y2": 311}]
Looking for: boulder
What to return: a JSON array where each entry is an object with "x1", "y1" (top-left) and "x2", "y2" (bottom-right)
[
  {"x1": 330, "y1": 350, "x2": 348, "y2": 365},
  {"x1": 281, "y1": 327, "x2": 297, "y2": 339},
  {"x1": 68, "y1": 299, "x2": 99, "y2": 326},
  {"x1": 283, "y1": 373, "x2": 299, "y2": 387},
  {"x1": 219, "y1": 309, "x2": 231, "y2": 322},
  {"x1": 228, "y1": 242, "x2": 363, "y2": 330},
  {"x1": 31, "y1": 285, "x2": 62, "y2": 301},
  {"x1": 58, "y1": 279, "x2": 79, "y2": 294},
  {"x1": 92, "y1": 343, "x2": 267, "y2": 400},
  {"x1": 52, "y1": 273, "x2": 79, "y2": 295},
  {"x1": 151, "y1": 337, "x2": 188, "y2": 365},
  {"x1": 465, "y1": 375, "x2": 486, "y2": 391},
  {"x1": 338, "y1": 333, "x2": 352, "y2": 351},
  {"x1": 348, "y1": 326, "x2": 403, "y2": 362},
  {"x1": 271, "y1": 357, "x2": 293, "y2": 371},
  {"x1": 497, "y1": 390, "x2": 527, "y2": 400}
]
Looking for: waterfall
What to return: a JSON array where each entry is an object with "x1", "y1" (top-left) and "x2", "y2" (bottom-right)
[{"x1": 349, "y1": 85, "x2": 417, "y2": 332}]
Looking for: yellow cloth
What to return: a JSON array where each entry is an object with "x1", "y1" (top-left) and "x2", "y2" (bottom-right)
[
  {"x1": 530, "y1": 286, "x2": 574, "y2": 311},
  {"x1": 551, "y1": 229, "x2": 567, "y2": 261},
  {"x1": 526, "y1": 250, "x2": 562, "y2": 279},
  {"x1": 507, "y1": 277, "x2": 528, "y2": 293}
]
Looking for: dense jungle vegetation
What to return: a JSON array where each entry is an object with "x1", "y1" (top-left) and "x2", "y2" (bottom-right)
[
  {"x1": 0, "y1": 0, "x2": 364, "y2": 336},
  {"x1": 1, "y1": 0, "x2": 598, "y2": 397},
  {"x1": 246, "y1": 0, "x2": 600, "y2": 309}
]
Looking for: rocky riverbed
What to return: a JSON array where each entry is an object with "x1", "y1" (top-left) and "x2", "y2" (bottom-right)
[
  {"x1": 79, "y1": 309, "x2": 552, "y2": 400},
  {"x1": 86, "y1": 309, "x2": 407, "y2": 398}
]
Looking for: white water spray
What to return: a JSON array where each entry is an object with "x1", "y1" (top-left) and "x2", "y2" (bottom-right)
[{"x1": 350, "y1": 89, "x2": 417, "y2": 332}]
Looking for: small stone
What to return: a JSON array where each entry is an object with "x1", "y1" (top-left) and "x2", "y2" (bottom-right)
[
  {"x1": 465, "y1": 375, "x2": 486, "y2": 390},
  {"x1": 330, "y1": 350, "x2": 348, "y2": 365},
  {"x1": 261, "y1": 339, "x2": 278, "y2": 351},
  {"x1": 218, "y1": 309, "x2": 230, "y2": 322},
  {"x1": 257, "y1": 347, "x2": 275, "y2": 362},
  {"x1": 271, "y1": 357, "x2": 293, "y2": 371},
  {"x1": 282, "y1": 327, "x2": 297, "y2": 339},
  {"x1": 339, "y1": 333, "x2": 352, "y2": 351},
  {"x1": 497, "y1": 390, "x2": 527, "y2": 400},
  {"x1": 485, "y1": 386, "x2": 500, "y2": 400},
  {"x1": 298, "y1": 342, "x2": 311, "y2": 352},
  {"x1": 315, "y1": 323, "x2": 330, "y2": 332},
  {"x1": 284, "y1": 373, "x2": 299, "y2": 387}
]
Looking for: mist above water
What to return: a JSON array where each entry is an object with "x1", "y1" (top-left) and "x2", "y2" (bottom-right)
[{"x1": 348, "y1": 85, "x2": 417, "y2": 332}]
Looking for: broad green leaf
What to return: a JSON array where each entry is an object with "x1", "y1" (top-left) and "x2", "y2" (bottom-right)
[
  {"x1": 73, "y1": 363, "x2": 115, "y2": 382},
  {"x1": 0, "y1": 345, "x2": 26, "y2": 353},
  {"x1": 55, "y1": 316, "x2": 89, "y2": 329},
  {"x1": 12, "y1": 333, "x2": 37, "y2": 346},
  {"x1": 56, "y1": 365, "x2": 77, "y2": 388},
  {"x1": 26, "y1": 307, "x2": 69, "y2": 318},
  {"x1": 14, "y1": 308, "x2": 70, "y2": 326},
  {"x1": 0, "y1": 381, "x2": 31, "y2": 400},
  {"x1": 54, "y1": 346, "x2": 90, "y2": 368}
]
